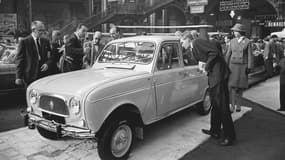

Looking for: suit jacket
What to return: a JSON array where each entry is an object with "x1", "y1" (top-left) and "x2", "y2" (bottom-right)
[
  {"x1": 225, "y1": 37, "x2": 252, "y2": 67},
  {"x1": 64, "y1": 33, "x2": 84, "y2": 72},
  {"x1": 49, "y1": 41, "x2": 63, "y2": 74},
  {"x1": 15, "y1": 35, "x2": 52, "y2": 84},
  {"x1": 192, "y1": 39, "x2": 230, "y2": 88},
  {"x1": 263, "y1": 41, "x2": 277, "y2": 60}
]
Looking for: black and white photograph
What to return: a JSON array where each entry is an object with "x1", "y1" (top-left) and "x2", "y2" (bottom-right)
[{"x1": 0, "y1": 0, "x2": 285, "y2": 160}]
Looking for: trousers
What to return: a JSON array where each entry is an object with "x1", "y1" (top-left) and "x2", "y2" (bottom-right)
[{"x1": 210, "y1": 81, "x2": 236, "y2": 140}]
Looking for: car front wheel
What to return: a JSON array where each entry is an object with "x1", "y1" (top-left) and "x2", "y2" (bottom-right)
[{"x1": 97, "y1": 120, "x2": 134, "y2": 160}]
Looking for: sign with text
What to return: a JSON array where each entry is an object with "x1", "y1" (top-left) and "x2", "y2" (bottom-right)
[
  {"x1": 190, "y1": 5, "x2": 205, "y2": 13},
  {"x1": 219, "y1": 0, "x2": 250, "y2": 11},
  {"x1": 187, "y1": 0, "x2": 208, "y2": 6}
]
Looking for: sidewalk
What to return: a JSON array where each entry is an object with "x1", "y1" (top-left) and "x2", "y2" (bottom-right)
[
  {"x1": 0, "y1": 107, "x2": 251, "y2": 160},
  {"x1": 244, "y1": 75, "x2": 285, "y2": 115}
]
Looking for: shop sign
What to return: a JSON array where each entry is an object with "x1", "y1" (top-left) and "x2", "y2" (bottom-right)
[
  {"x1": 216, "y1": 20, "x2": 233, "y2": 27},
  {"x1": 265, "y1": 21, "x2": 285, "y2": 27},
  {"x1": 0, "y1": 14, "x2": 17, "y2": 37},
  {"x1": 219, "y1": 0, "x2": 250, "y2": 11},
  {"x1": 190, "y1": 5, "x2": 205, "y2": 14},
  {"x1": 187, "y1": 0, "x2": 208, "y2": 6}
]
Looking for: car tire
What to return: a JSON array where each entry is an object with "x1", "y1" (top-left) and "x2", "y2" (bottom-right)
[
  {"x1": 37, "y1": 126, "x2": 58, "y2": 140},
  {"x1": 197, "y1": 90, "x2": 212, "y2": 115},
  {"x1": 97, "y1": 119, "x2": 134, "y2": 160}
]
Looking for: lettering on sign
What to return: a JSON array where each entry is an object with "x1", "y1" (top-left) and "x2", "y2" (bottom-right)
[
  {"x1": 187, "y1": 0, "x2": 208, "y2": 6},
  {"x1": 219, "y1": 0, "x2": 250, "y2": 11}
]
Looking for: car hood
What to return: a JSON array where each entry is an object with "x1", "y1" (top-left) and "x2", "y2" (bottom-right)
[{"x1": 30, "y1": 68, "x2": 148, "y2": 95}]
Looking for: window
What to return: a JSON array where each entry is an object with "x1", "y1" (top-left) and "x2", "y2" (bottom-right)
[
  {"x1": 182, "y1": 48, "x2": 198, "y2": 66},
  {"x1": 98, "y1": 41, "x2": 155, "y2": 64},
  {"x1": 157, "y1": 43, "x2": 180, "y2": 70}
]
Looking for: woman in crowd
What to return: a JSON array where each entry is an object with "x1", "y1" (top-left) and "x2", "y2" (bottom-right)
[{"x1": 225, "y1": 23, "x2": 252, "y2": 112}]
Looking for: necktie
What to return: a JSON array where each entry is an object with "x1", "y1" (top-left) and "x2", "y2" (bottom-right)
[{"x1": 36, "y1": 38, "x2": 41, "y2": 60}]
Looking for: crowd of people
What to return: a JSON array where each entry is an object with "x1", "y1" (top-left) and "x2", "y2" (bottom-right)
[
  {"x1": 178, "y1": 23, "x2": 285, "y2": 146},
  {"x1": 13, "y1": 21, "x2": 123, "y2": 86},
  {"x1": 11, "y1": 20, "x2": 285, "y2": 147}
]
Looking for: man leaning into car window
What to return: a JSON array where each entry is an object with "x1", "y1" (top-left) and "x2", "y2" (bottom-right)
[{"x1": 15, "y1": 20, "x2": 52, "y2": 86}]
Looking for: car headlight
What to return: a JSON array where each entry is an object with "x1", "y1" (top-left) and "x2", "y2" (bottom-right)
[
  {"x1": 29, "y1": 89, "x2": 38, "y2": 105},
  {"x1": 69, "y1": 97, "x2": 81, "y2": 115}
]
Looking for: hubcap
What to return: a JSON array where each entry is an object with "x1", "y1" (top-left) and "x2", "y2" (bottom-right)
[
  {"x1": 111, "y1": 124, "x2": 132, "y2": 158},
  {"x1": 203, "y1": 93, "x2": 211, "y2": 111}
]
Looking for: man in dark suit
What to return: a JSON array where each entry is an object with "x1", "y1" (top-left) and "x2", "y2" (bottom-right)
[
  {"x1": 184, "y1": 32, "x2": 236, "y2": 146},
  {"x1": 63, "y1": 23, "x2": 88, "y2": 72},
  {"x1": 15, "y1": 21, "x2": 53, "y2": 85}
]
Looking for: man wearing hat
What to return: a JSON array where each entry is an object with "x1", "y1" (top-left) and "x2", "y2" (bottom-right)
[
  {"x1": 225, "y1": 23, "x2": 252, "y2": 112},
  {"x1": 83, "y1": 31, "x2": 103, "y2": 68}
]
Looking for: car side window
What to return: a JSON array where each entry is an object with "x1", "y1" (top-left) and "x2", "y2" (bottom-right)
[
  {"x1": 157, "y1": 43, "x2": 180, "y2": 70},
  {"x1": 182, "y1": 48, "x2": 198, "y2": 66}
]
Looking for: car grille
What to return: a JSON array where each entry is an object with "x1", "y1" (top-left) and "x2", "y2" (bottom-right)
[
  {"x1": 39, "y1": 95, "x2": 69, "y2": 116},
  {"x1": 42, "y1": 112, "x2": 66, "y2": 124}
]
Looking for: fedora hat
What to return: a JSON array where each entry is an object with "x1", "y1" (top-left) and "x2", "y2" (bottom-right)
[{"x1": 231, "y1": 23, "x2": 246, "y2": 32}]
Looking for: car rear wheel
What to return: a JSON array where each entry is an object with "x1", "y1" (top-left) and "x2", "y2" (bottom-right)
[
  {"x1": 97, "y1": 119, "x2": 134, "y2": 160},
  {"x1": 197, "y1": 90, "x2": 212, "y2": 115},
  {"x1": 37, "y1": 126, "x2": 58, "y2": 140}
]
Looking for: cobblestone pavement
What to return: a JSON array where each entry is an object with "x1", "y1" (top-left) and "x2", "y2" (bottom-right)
[{"x1": 0, "y1": 107, "x2": 251, "y2": 160}]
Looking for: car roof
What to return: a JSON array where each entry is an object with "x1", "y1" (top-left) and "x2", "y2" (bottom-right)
[{"x1": 110, "y1": 35, "x2": 180, "y2": 43}]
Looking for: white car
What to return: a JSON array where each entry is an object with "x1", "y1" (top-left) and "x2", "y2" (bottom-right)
[{"x1": 27, "y1": 36, "x2": 211, "y2": 160}]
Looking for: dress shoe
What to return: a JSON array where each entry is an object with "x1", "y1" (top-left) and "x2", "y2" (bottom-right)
[
  {"x1": 201, "y1": 129, "x2": 220, "y2": 139},
  {"x1": 220, "y1": 138, "x2": 234, "y2": 146},
  {"x1": 277, "y1": 108, "x2": 285, "y2": 111}
]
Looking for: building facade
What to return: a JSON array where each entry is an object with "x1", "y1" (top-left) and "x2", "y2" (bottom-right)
[{"x1": 0, "y1": 0, "x2": 284, "y2": 38}]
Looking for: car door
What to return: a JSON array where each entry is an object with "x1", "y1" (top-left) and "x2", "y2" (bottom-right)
[
  {"x1": 181, "y1": 45, "x2": 208, "y2": 106},
  {"x1": 153, "y1": 41, "x2": 188, "y2": 116}
]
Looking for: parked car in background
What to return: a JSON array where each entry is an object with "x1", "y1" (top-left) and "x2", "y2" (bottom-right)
[
  {"x1": 27, "y1": 35, "x2": 211, "y2": 160},
  {"x1": 0, "y1": 43, "x2": 25, "y2": 95}
]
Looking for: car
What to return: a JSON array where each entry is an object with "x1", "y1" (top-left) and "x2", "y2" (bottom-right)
[
  {"x1": 26, "y1": 35, "x2": 211, "y2": 160},
  {"x1": 0, "y1": 43, "x2": 25, "y2": 95}
]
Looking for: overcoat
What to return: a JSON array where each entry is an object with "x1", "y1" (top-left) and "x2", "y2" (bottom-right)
[{"x1": 226, "y1": 37, "x2": 252, "y2": 89}]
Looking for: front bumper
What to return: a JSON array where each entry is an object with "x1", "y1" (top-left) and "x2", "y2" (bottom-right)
[{"x1": 28, "y1": 113, "x2": 96, "y2": 139}]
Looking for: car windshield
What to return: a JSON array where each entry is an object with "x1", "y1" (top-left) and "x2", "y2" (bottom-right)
[{"x1": 98, "y1": 41, "x2": 155, "y2": 64}]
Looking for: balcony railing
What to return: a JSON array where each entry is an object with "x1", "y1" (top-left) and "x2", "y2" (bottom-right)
[{"x1": 60, "y1": 0, "x2": 176, "y2": 35}]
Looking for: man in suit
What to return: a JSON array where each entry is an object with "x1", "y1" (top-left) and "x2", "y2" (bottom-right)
[
  {"x1": 83, "y1": 31, "x2": 103, "y2": 68},
  {"x1": 15, "y1": 20, "x2": 53, "y2": 85},
  {"x1": 182, "y1": 32, "x2": 236, "y2": 146},
  {"x1": 63, "y1": 23, "x2": 88, "y2": 72},
  {"x1": 263, "y1": 35, "x2": 278, "y2": 78}
]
